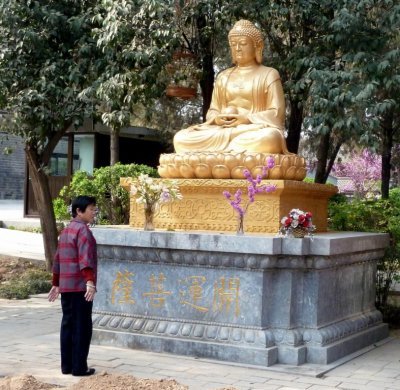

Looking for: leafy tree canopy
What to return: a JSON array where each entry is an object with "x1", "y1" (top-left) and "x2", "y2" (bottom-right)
[
  {"x1": 0, "y1": 0, "x2": 96, "y2": 155},
  {"x1": 0, "y1": 0, "x2": 99, "y2": 269}
]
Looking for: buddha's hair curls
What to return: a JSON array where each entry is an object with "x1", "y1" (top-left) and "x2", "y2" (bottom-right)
[{"x1": 228, "y1": 20, "x2": 264, "y2": 47}]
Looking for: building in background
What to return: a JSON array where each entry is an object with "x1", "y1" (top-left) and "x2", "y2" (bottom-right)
[
  {"x1": 0, "y1": 119, "x2": 166, "y2": 216},
  {"x1": 0, "y1": 133, "x2": 25, "y2": 200}
]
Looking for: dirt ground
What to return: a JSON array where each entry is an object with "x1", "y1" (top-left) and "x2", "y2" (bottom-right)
[
  {"x1": 0, "y1": 258, "x2": 46, "y2": 283},
  {"x1": 0, "y1": 373, "x2": 184, "y2": 390},
  {"x1": 0, "y1": 373, "x2": 238, "y2": 390}
]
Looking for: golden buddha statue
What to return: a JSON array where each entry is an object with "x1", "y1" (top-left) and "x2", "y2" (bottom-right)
[
  {"x1": 159, "y1": 20, "x2": 306, "y2": 181},
  {"x1": 174, "y1": 19, "x2": 289, "y2": 155}
]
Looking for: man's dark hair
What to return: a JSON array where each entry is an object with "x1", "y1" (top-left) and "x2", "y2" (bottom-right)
[{"x1": 71, "y1": 196, "x2": 96, "y2": 218}]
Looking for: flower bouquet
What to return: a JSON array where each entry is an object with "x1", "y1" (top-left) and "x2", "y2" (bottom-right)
[
  {"x1": 130, "y1": 174, "x2": 182, "y2": 230},
  {"x1": 279, "y1": 209, "x2": 315, "y2": 238}
]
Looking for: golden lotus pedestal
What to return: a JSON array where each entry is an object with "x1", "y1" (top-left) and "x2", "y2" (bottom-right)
[{"x1": 121, "y1": 178, "x2": 337, "y2": 234}]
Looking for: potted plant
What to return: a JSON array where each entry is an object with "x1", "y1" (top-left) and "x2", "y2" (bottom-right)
[{"x1": 166, "y1": 50, "x2": 201, "y2": 99}]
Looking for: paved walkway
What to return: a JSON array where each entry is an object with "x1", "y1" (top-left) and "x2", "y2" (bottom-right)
[
  {"x1": 0, "y1": 199, "x2": 40, "y2": 229},
  {"x1": 0, "y1": 199, "x2": 44, "y2": 261},
  {"x1": 0, "y1": 227, "x2": 44, "y2": 261},
  {"x1": 0, "y1": 295, "x2": 399, "y2": 389},
  {"x1": 1, "y1": 200, "x2": 400, "y2": 389}
]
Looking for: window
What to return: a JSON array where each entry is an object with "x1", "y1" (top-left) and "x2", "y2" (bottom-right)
[
  {"x1": 49, "y1": 137, "x2": 69, "y2": 176},
  {"x1": 73, "y1": 134, "x2": 95, "y2": 174}
]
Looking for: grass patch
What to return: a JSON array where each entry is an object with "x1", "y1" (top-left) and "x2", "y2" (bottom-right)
[
  {"x1": 0, "y1": 259, "x2": 51, "y2": 299},
  {"x1": 6, "y1": 225, "x2": 42, "y2": 233}
]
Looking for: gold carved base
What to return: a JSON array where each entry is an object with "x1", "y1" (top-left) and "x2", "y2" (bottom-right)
[
  {"x1": 121, "y1": 178, "x2": 337, "y2": 234},
  {"x1": 158, "y1": 152, "x2": 307, "y2": 180}
]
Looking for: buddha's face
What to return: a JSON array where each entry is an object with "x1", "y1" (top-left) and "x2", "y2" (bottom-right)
[{"x1": 229, "y1": 35, "x2": 257, "y2": 66}]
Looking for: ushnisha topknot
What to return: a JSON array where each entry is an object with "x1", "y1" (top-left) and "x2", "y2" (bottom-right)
[{"x1": 228, "y1": 20, "x2": 264, "y2": 47}]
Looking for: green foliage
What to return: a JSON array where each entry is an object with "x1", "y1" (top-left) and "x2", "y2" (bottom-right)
[
  {"x1": 6, "y1": 226, "x2": 42, "y2": 234},
  {"x1": 0, "y1": 283, "x2": 31, "y2": 300},
  {"x1": 53, "y1": 197, "x2": 71, "y2": 222},
  {"x1": 54, "y1": 163, "x2": 158, "y2": 224},
  {"x1": 0, "y1": 0, "x2": 101, "y2": 268},
  {"x1": 81, "y1": 0, "x2": 180, "y2": 134},
  {"x1": 329, "y1": 193, "x2": 400, "y2": 309},
  {"x1": 388, "y1": 187, "x2": 400, "y2": 203},
  {"x1": 0, "y1": 0, "x2": 97, "y2": 141},
  {"x1": 328, "y1": 192, "x2": 348, "y2": 205},
  {"x1": 0, "y1": 268, "x2": 51, "y2": 300}
]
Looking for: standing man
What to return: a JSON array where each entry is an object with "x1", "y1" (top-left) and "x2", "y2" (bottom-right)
[{"x1": 48, "y1": 195, "x2": 98, "y2": 376}]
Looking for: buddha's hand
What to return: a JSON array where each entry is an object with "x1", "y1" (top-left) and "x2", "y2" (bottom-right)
[{"x1": 216, "y1": 114, "x2": 250, "y2": 128}]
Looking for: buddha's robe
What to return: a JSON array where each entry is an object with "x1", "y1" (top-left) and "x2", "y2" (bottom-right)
[{"x1": 173, "y1": 65, "x2": 290, "y2": 154}]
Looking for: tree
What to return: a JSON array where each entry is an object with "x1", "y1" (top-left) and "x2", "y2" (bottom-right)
[
  {"x1": 174, "y1": 0, "x2": 239, "y2": 119},
  {"x1": 322, "y1": 1, "x2": 400, "y2": 193},
  {"x1": 80, "y1": 0, "x2": 180, "y2": 165},
  {"x1": 389, "y1": 144, "x2": 400, "y2": 187},
  {"x1": 0, "y1": 1, "x2": 97, "y2": 269},
  {"x1": 333, "y1": 149, "x2": 382, "y2": 198}
]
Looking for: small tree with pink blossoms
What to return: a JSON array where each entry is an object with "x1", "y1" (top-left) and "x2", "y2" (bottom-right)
[
  {"x1": 223, "y1": 157, "x2": 276, "y2": 234},
  {"x1": 333, "y1": 149, "x2": 382, "y2": 199}
]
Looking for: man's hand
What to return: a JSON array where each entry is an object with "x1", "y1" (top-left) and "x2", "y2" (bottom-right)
[
  {"x1": 48, "y1": 286, "x2": 59, "y2": 302},
  {"x1": 85, "y1": 283, "x2": 96, "y2": 302}
]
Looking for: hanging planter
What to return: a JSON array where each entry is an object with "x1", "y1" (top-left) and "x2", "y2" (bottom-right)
[
  {"x1": 166, "y1": 85, "x2": 197, "y2": 99},
  {"x1": 165, "y1": 49, "x2": 200, "y2": 99}
]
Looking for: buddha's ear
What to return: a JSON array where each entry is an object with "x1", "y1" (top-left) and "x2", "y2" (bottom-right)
[
  {"x1": 230, "y1": 48, "x2": 237, "y2": 64},
  {"x1": 255, "y1": 46, "x2": 263, "y2": 64}
]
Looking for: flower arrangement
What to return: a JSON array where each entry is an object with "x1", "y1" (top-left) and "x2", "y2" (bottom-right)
[
  {"x1": 223, "y1": 157, "x2": 276, "y2": 234},
  {"x1": 279, "y1": 209, "x2": 315, "y2": 237},
  {"x1": 130, "y1": 174, "x2": 182, "y2": 230}
]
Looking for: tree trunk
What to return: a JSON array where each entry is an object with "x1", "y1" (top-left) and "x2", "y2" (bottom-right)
[
  {"x1": 286, "y1": 99, "x2": 303, "y2": 154},
  {"x1": 323, "y1": 140, "x2": 343, "y2": 183},
  {"x1": 109, "y1": 126, "x2": 121, "y2": 223},
  {"x1": 314, "y1": 131, "x2": 331, "y2": 184},
  {"x1": 381, "y1": 111, "x2": 394, "y2": 199},
  {"x1": 25, "y1": 147, "x2": 58, "y2": 271},
  {"x1": 196, "y1": 15, "x2": 215, "y2": 120},
  {"x1": 199, "y1": 53, "x2": 214, "y2": 120},
  {"x1": 110, "y1": 126, "x2": 120, "y2": 166}
]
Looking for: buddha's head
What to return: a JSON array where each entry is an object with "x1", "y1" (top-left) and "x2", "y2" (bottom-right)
[{"x1": 228, "y1": 20, "x2": 264, "y2": 65}]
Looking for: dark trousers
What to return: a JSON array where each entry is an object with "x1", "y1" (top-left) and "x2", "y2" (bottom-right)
[{"x1": 60, "y1": 292, "x2": 93, "y2": 375}]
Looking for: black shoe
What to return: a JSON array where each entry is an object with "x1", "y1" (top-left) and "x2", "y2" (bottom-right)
[
  {"x1": 72, "y1": 368, "x2": 95, "y2": 377},
  {"x1": 61, "y1": 366, "x2": 72, "y2": 375}
]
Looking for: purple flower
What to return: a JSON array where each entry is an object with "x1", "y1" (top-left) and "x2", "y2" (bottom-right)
[
  {"x1": 243, "y1": 169, "x2": 252, "y2": 179},
  {"x1": 223, "y1": 160, "x2": 276, "y2": 220},
  {"x1": 223, "y1": 190, "x2": 231, "y2": 199},
  {"x1": 267, "y1": 156, "x2": 275, "y2": 169},
  {"x1": 247, "y1": 186, "x2": 256, "y2": 203}
]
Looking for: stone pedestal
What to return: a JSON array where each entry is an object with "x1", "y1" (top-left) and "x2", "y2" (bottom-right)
[
  {"x1": 121, "y1": 178, "x2": 337, "y2": 233},
  {"x1": 92, "y1": 228, "x2": 389, "y2": 368}
]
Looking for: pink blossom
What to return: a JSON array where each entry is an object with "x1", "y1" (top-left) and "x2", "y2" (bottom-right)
[{"x1": 223, "y1": 160, "x2": 276, "y2": 220}]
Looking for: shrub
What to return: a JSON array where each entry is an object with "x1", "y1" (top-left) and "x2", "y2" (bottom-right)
[
  {"x1": 0, "y1": 266, "x2": 51, "y2": 299},
  {"x1": 329, "y1": 193, "x2": 400, "y2": 312},
  {"x1": 53, "y1": 163, "x2": 158, "y2": 225}
]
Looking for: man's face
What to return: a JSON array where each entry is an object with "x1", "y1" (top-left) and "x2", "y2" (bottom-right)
[
  {"x1": 77, "y1": 204, "x2": 97, "y2": 224},
  {"x1": 229, "y1": 35, "x2": 256, "y2": 65}
]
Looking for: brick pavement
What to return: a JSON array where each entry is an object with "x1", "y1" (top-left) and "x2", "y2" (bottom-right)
[
  {"x1": 0, "y1": 295, "x2": 399, "y2": 390},
  {"x1": 1, "y1": 201, "x2": 399, "y2": 389}
]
